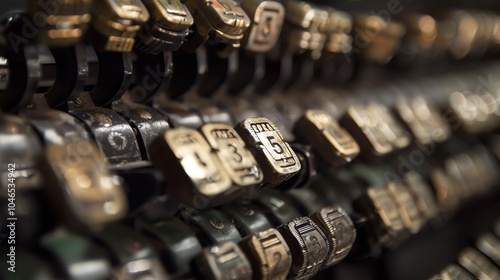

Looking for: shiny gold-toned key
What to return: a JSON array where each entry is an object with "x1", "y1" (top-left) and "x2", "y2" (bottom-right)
[
  {"x1": 27, "y1": 0, "x2": 92, "y2": 47},
  {"x1": 241, "y1": 0, "x2": 285, "y2": 53},
  {"x1": 149, "y1": 128, "x2": 232, "y2": 207},
  {"x1": 340, "y1": 105, "x2": 393, "y2": 158},
  {"x1": 387, "y1": 182, "x2": 426, "y2": 233},
  {"x1": 183, "y1": 0, "x2": 251, "y2": 52},
  {"x1": 197, "y1": 241, "x2": 253, "y2": 280},
  {"x1": 235, "y1": 117, "x2": 301, "y2": 188},
  {"x1": 40, "y1": 141, "x2": 128, "y2": 231},
  {"x1": 396, "y1": 97, "x2": 451, "y2": 145},
  {"x1": 294, "y1": 109, "x2": 359, "y2": 167},
  {"x1": 239, "y1": 228, "x2": 292, "y2": 280},
  {"x1": 458, "y1": 247, "x2": 500, "y2": 280},
  {"x1": 476, "y1": 233, "x2": 500, "y2": 266},
  {"x1": 310, "y1": 205, "x2": 357, "y2": 267},
  {"x1": 277, "y1": 217, "x2": 330, "y2": 280},
  {"x1": 200, "y1": 123, "x2": 263, "y2": 188},
  {"x1": 90, "y1": 0, "x2": 150, "y2": 52},
  {"x1": 282, "y1": 0, "x2": 329, "y2": 57},
  {"x1": 323, "y1": 9, "x2": 353, "y2": 54},
  {"x1": 137, "y1": 0, "x2": 194, "y2": 53},
  {"x1": 403, "y1": 171, "x2": 439, "y2": 220}
]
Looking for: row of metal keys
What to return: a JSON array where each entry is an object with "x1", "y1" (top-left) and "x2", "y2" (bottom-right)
[{"x1": 429, "y1": 220, "x2": 500, "y2": 280}]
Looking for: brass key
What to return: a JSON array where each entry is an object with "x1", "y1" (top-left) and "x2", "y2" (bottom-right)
[
  {"x1": 310, "y1": 205, "x2": 357, "y2": 267},
  {"x1": 239, "y1": 228, "x2": 292, "y2": 280},
  {"x1": 235, "y1": 117, "x2": 301, "y2": 188},
  {"x1": 90, "y1": 0, "x2": 150, "y2": 52},
  {"x1": 294, "y1": 109, "x2": 360, "y2": 167},
  {"x1": 137, "y1": 0, "x2": 194, "y2": 53},
  {"x1": 241, "y1": 0, "x2": 285, "y2": 53},
  {"x1": 200, "y1": 123, "x2": 263, "y2": 189},
  {"x1": 149, "y1": 128, "x2": 232, "y2": 207},
  {"x1": 277, "y1": 216, "x2": 330, "y2": 280},
  {"x1": 183, "y1": 0, "x2": 251, "y2": 52}
]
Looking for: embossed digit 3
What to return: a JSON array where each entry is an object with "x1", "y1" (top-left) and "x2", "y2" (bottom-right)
[{"x1": 228, "y1": 143, "x2": 243, "y2": 163}]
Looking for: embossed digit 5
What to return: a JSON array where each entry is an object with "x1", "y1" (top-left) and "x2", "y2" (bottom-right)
[{"x1": 266, "y1": 136, "x2": 284, "y2": 155}]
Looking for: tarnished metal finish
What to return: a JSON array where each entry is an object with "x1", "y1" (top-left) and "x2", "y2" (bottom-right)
[
  {"x1": 114, "y1": 105, "x2": 171, "y2": 160},
  {"x1": 310, "y1": 205, "x2": 356, "y2": 267},
  {"x1": 149, "y1": 128, "x2": 232, "y2": 207},
  {"x1": 27, "y1": 0, "x2": 92, "y2": 47},
  {"x1": 90, "y1": 0, "x2": 150, "y2": 52},
  {"x1": 221, "y1": 202, "x2": 273, "y2": 236},
  {"x1": 277, "y1": 216, "x2": 329, "y2": 280},
  {"x1": 197, "y1": 241, "x2": 253, "y2": 280},
  {"x1": 40, "y1": 141, "x2": 128, "y2": 231},
  {"x1": 239, "y1": 228, "x2": 292, "y2": 280},
  {"x1": 235, "y1": 117, "x2": 301, "y2": 188},
  {"x1": 187, "y1": 209, "x2": 242, "y2": 245},
  {"x1": 458, "y1": 247, "x2": 500, "y2": 280},
  {"x1": 183, "y1": 0, "x2": 251, "y2": 51},
  {"x1": 137, "y1": 0, "x2": 194, "y2": 53},
  {"x1": 201, "y1": 123, "x2": 263, "y2": 188},
  {"x1": 241, "y1": 0, "x2": 285, "y2": 53},
  {"x1": 294, "y1": 109, "x2": 359, "y2": 167},
  {"x1": 71, "y1": 107, "x2": 142, "y2": 164}
]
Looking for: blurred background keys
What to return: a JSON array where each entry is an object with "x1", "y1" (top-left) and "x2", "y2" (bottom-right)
[
  {"x1": 235, "y1": 117, "x2": 301, "y2": 188},
  {"x1": 241, "y1": 0, "x2": 285, "y2": 53},
  {"x1": 39, "y1": 141, "x2": 128, "y2": 231},
  {"x1": 27, "y1": 0, "x2": 92, "y2": 47}
]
